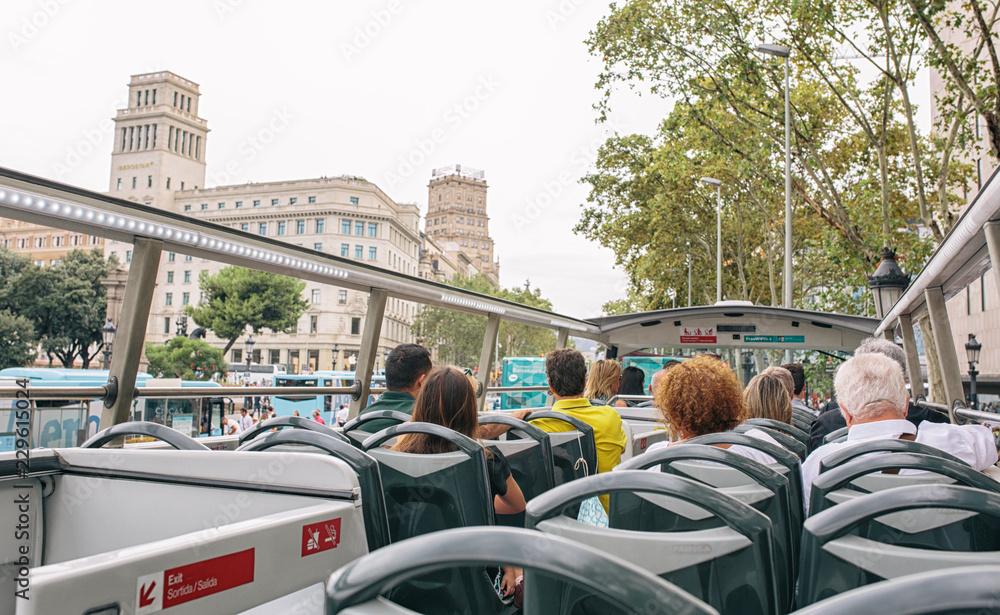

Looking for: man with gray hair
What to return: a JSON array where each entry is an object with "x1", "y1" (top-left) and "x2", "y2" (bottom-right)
[
  {"x1": 808, "y1": 337, "x2": 950, "y2": 450},
  {"x1": 801, "y1": 352, "x2": 997, "y2": 512}
]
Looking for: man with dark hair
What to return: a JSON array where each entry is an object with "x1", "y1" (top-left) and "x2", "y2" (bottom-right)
[
  {"x1": 357, "y1": 343, "x2": 432, "y2": 432},
  {"x1": 781, "y1": 363, "x2": 814, "y2": 417},
  {"x1": 530, "y1": 348, "x2": 627, "y2": 509}
]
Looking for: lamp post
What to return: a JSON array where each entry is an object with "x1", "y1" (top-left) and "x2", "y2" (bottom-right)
[
  {"x1": 700, "y1": 177, "x2": 723, "y2": 303},
  {"x1": 244, "y1": 334, "x2": 255, "y2": 380},
  {"x1": 332, "y1": 344, "x2": 340, "y2": 370},
  {"x1": 175, "y1": 315, "x2": 187, "y2": 337},
  {"x1": 866, "y1": 248, "x2": 910, "y2": 319},
  {"x1": 101, "y1": 319, "x2": 117, "y2": 370},
  {"x1": 755, "y1": 43, "x2": 793, "y2": 310},
  {"x1": 965, "y1": 333, "x2": 982, "y2": 409}
]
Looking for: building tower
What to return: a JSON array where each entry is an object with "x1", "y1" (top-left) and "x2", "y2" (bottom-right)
[
  {"x1": 425, "y1": 165, "x2": 500, "y2": 284},
  {"x1": 109, "y1": 71, "x2": 209, "y2": 211}
]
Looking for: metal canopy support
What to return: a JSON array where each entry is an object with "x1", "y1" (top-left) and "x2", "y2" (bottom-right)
[
  {"x1": 985, "y1": 222, "x2": 1000, "y2": 304},
  {"x1": 348, "y1": 289, "x2": 388, "y2": 421},
  {"x1": 476, "y1": 313, "x2": 502, "y2": 412},
  {"x1": 882, "y1": 328, "x2": 894, "y2": 341},
  {"x1": 556, "y1": 328, "x2": 569, "y2": 349},
  {"x1": 925, "y1": 286, "x2": 964, "y2": 420},
  {"x1": 100, "y1": 238, "x2": 163, "y2": 428},
  {"x1": 897, "y1": 313, "x2": 925, "y2": 399}
]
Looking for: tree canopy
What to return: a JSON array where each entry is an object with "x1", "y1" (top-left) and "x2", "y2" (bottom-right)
[
  {"x1": 145, "y1": 336, "x2": 227, "y2": 380},
  {"x1": 185, "y1": 266, "x2": 308, "y2": 353},
  {"x1": 0, "y1": 309, "x2": 38, "y2": 369}
]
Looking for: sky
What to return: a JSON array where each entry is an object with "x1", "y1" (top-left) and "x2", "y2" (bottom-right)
[{"x1": 0, "y1": 0, "x2": 675, "y2": 319}]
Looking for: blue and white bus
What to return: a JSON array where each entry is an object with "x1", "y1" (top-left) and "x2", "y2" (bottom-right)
[{"x1": 272, "y1": 370, "x2": 386, "y2": 418}]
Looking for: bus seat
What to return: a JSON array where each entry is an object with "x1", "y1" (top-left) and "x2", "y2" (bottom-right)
[
  {"x1": 808, "y1": 452, "x2": 1000, "y2": 517},
  {"x1": 343, "y1": 411, "x2": 412, "y2": 448},
  {"x1": 526, "y1": 410, "x2": 597, "y2": 488},
  {"x1": 526, "y1": 471, "x2": 778, "y2": 615},
  {"x1": 326, "y1": 526, "x2": 720, "y2": 615},
  {"x1": 239, "y1": 415, "x2": 350, "y2": 445},
  {"x1": 478, "y1": 414, "x2": 555, "y2": 527},
  {"x1": 618, "y1": 420, "x2": 634, "y2": 462},
  {"x1": 823, "y1": 426, "x2": 849, "y2": 444},
  {"x1": 745, "y1": 418, "x2": 811, "y2": 452},
  {"x1": 734, "y1": 423, "x2": 808, "y2": 460},
  {"x1": 82, "y1": 420, "x2": 211, "y2": 450},
  {"x1": 629, "y1": 428, "x2": 670, "y2": 459},
  {"x1": 792, "y1": 408, "x2": 816, "y2": 431},
  {"x1": 817, "y1": 438, "x2": 966, "y2": 474},
  {"x1": 797, "y1": 485, "x2": 1000, "y2": 608},
  {"x1": 618, "y1": 444, "x2": 796, "y2": 613},
  {"x1": 237, "y1": 429, "x2": 390, "y2": 551},
  {"x1": 790, "y1": 565, "x2": 1000, "y2": 614},
  {"x1": 0, "y1": 447, "x2": 367, "y2": 615}
]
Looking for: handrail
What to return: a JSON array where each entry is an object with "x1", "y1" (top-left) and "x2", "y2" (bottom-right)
[
  {"x1": 485, "y1": 385, "x2": 551, "y2": 393},
  {"x1": 0, "y1": 384, "x2": 386, "y2": 401}
]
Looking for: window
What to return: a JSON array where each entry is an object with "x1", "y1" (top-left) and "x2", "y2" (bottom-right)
[
  {"x1": 351, "y1": 317, "x2": 361, "y2": 335},
  {"x1": 165, "y1": 293, "x2": 173, "y2": 306},
  {"x1": 132, "y1": 177, "x2": 137, "y2": 189},
  {"x1": 296, "y1": 220, "x2": 305, "y2": 234},
  {"x1": 269, "y1": 349, "x2": 281, "y2": 365},
  {"x1": 164, "y1": 317, "x2": 170, "y2": 334},
  {"x1": 355, "y1": 245, "x2": 363, "y2": 258},
  {"x1": 350, "y1": 197, "x2": 359, "y2": 205},
  {"x1": 468, "y1": 195, "x2": 473, "y2": 201},
  {"x1": 235, "y1": 201, "x2": 243, "y2": 208},
  {"x1": 316, "y1": 219, "x2": 325, "y2": 233},
  {"x1": 456, "y1": 193, "x2": 462, "y2": 200},
  {"x1": 341, "y1": 243, "x2": 349, "y2": 257},
  {"x1": 117, "y1": 178, "x2": 122, "y2": 190},
  {"x1": 217, "y1": 202, "x2": 225, "y2": 209},
  {"x1": 201, "y1": 203, "x2": 208, "y2": 211},
  {"x1": 253, "y1": 200, "x2": 260, "y2": 207},
  {"x1": 34, "y1": 237, "x2": 44, "y2": 248},
  {"x1": 126, "y1": 250, "x2": 132, "y2": 262},
  {"x1": 182, "y1": 292, "x2": 190, "y2": 305},
  {"x1": 277, "y1": 222, "x2": 286, "y2": 236},
  {"x1": 314, "y1": 243, "x2": 322, "y2": 251},
  {"x1": 355, "y1": 221, "x2": 364, "y2": 235},
  {"x1": 241, "y1": 223, "x2": 249, "y2": 231},
  {"x1": 166, "y1": 271, "x2": 174, "y2": 283},
  {"x1": 271, "y1": 199, "x2": 279, "y2": 206},
  {"x1": 232, "y1": 349, "x2": 242, "y2": 363},
  {"x1": 338, "y1": 290, "x2": 347, "y2": 304},
  {"x1": 442, "y1": 216, "x2": 447, "y2": 223},
  {"x1": 308, "y1": 196, "x2": 316, "y2": 204},
  {"x1": 311, "y1": 289, "x2": 321, "y2": 303},
  {"x1": 164, "y1": 177, "x2": 171, "y2": 190},
  {"x1": 259, "y1": 223, "x2": 267, "y2": 236},
  {"x1": 185, "y1": 255, "x2": 192, "y2": 262},
  {"x1": 341, "y1": 220, "x2": 351, "y2": 234},
  {"x1": 183, "y1": 271, "x2": 191, "y2": 284},
  {"x1": 289, "y1": 197, "x2": 297, "y2": 205},
  {"x1": 148, "y1": 176, "x2": 153, "y2": 188},
  {"x1": 368, "y1": 223, "x2": 377, "y2": 237},
  {"x1": 184, "y1": 205, "x2": 192, "y2": 212},
  {"x1": 369, "y1": 247, "x2": 377, "y2": 260},
  {"x1": 168, "y1": 252, "x2": 175, "y2": 262}
]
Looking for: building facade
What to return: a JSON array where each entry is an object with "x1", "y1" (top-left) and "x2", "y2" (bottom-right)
[{"x1": 424, "y1": 165, "x2": 500, "y2": 284}]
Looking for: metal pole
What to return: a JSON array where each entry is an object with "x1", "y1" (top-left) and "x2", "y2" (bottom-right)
[
  {"x1": 476, "y1": 313, "x2": 502, "y2": 412},
  {"x1": 556, "y1": 327, "x2": 569, "y2": 350},
  {"x1": 347, "y1": 289, "x2": 388, "y2": 420},
  {"x1": 783, "y1": 56, "x2": 792, "y2": 310},
  {"x1": 687, "y1": 241, "x2": 692, "y2": 307},
  {"x1": 985, "y1": 222, "x2": 1000, "y2": 305},
  {"x1": 969, "y1": 367, "x2": 978, "y2": 409},
  {"x1": 716, "y1": 185, "x2": 722, "y2": 303},
  {"x1": 898, "y1": 313, "x2": 926, "y2": 399},
  {"x1": 925, "y1": 286, "x2": 965, "y2": 421}
]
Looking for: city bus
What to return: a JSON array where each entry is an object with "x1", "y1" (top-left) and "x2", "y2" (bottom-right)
[{"x1": 272, "y1": 370, "x2": 386, "y2": 418}]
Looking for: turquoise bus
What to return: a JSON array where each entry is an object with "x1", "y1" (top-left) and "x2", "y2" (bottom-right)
[
  {"x1": 272, "y1": 370, "x2": 386, "y2": 418},
  {"x1": 500, "y1": 357, "x2": 549, "y2": 410}
]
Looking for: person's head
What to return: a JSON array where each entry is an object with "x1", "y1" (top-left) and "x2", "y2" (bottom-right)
[
  {"x1": 221, "y1": 416, "x2": 229, "y2": 425},
  {"x1": 545, "y1": 348, "x2": 587, "y2": 398},
  {"x1": 743, "y1": 373, "x2": 793, "y2": 423},
  {"x1": 293, "y1": 410, "x2": 300, "y2": 417},
  {"x1": 394, "y1": 366, "x2": 479, "y2": 454},
  {"x1": 241, "y1": 408, "x2": 247, "y2": 415},
  {"x1": 584, "y1": 359, "x2": 621, "y2": 400},
  {"x1": 618, "y1": 366, "x2": 646, "y2": 397},
  {"x1": 834, "y1": 353, "x2": 908, "y2": 425},
  {"x1": 384, "y1": 344, "x2": 433, "y2": 393},
  {"x1": 780, "y1": 363, "x2": 806, "y2": 397},
  {"x1": 854, "y1": 337, "x2": 908, "y2": 383},
  {"x1": 654, "y1": 355, "x2": 745, "y2": 439},
  {"x1": 312, "y1": 410, "x2": 321, "y2": 419},
  {"x1": 761, "y1": 366, "x2": 794, "y2": 399},
  {"x1": 649, "y1": 361, "x2": 681, "y2": 395}
]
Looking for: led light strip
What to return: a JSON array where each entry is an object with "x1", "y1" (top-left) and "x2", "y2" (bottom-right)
[
  {"x1": 0, "y1": 186, "x2": 350, "y2": 280},
  {"x1": 549, "y1": 319, "x2": 589, "y2": 332},
  {"x1": 440, "y1": 293, "x2": 506, "y2": 315}
]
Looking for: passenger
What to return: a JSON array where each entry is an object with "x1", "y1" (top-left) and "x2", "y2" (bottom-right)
[
  {"x1": 357, "y1": 344, "x2": 432, "y2": 433},
  {"x1": 760, "y1": 366, "x2": 794, "y2": 400},
  {"x1": 392, "y1": 366, "x2": 525, "y2": 598},
  {"x1": 530, "y1": 348, "x2": 627, "y2": 510},
  {"x1": 649, "y1": 360, "x2": 681, "y2": 396},
  {"x1": 221, "y1": 416, "x2": 241, "y2": 436},
  {"x1": 781, "y1": 363, "x2": 815, "y2": 416},
  {"x1": 809, "y1": 337, "x2": 951, "y2": 450},
  {"x1": 801, "y1": 352, "x2": 997, "y2": 512},
  {"x1": 743, "y1": 373, "x2": 793, "y2": 424},
  {"x1": 614, "y1": 366, "x2": 646, "y2": 407},
  {"x1": 583, "y1": 359, "x2": 621, "y2": 403},
  {"x1": 645, "y1": 355, "x2": 782, "y2": 465}
]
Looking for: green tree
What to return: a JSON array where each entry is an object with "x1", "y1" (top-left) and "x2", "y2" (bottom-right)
[
  {"x1": 185, "y1": 266, "x2": 308, "y2": 353},
  {"x1": 0, "y1": 310, "x2": 38, "y2": 368},
  {"x1": 413, "y1": 274, "x2": 558, "y2": 367},
  {"x1": 145, "y1": 336, "x2": 228, "y2": 380}
]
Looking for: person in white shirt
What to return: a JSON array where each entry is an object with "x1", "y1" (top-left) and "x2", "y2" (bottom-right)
[
  {"x1": 239, "y1": 408, "x2": 254, "y2": 432},
  {"x1": 336, "y1": 403, "x2": 350, "y2": 427},
  {"x1": 222, "y1": 416, "x2": 242, "y2": 436},
  {"x1": 801, "y1": 352, "x2": 998, "y2": 513}
]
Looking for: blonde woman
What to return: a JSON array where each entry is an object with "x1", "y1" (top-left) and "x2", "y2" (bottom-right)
[
  {"x1": 743, "y1": 373, "x2": 793, "y2": 424},
  {"x1": 584, "y1": 359, "x2": 621, "y2": 403}
]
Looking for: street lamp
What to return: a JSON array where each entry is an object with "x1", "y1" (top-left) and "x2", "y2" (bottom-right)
[
  {"x1": 332, "y1": 344, "x2": 340, "y2": 370},
  {"x1": 244, "y1": 334, "x2": 255, "y2": 379},
  {"x1": 755, "y1": 43, "x2": 793, "y2": 311},
  {"x1": 965, "y1": 333, "x2": 982, "y2": 408},
  {"x1": 700, "y1": 177, "x2": 723, "y2": 303},
  {"x1": 101, "y1": 319, "x2": 117, "y2": 370},
  {"x1": 175, "y1": 315, "x2": 187, "y2": 337},
  {"x1": 867, "y1": 248, "x2": 910, "y2": 319}
]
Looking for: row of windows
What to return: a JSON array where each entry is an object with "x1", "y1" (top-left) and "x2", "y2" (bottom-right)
[
  {"x1": 228, "y1": 219, "x2": 337, "y2": 238},
  {"x1": 164, "y1": 292, "x2": 194, "y2": 306},
  {"x1": 185, "y1": 196, "x2": 322, "y2": 212},
  {"x1": 436, "y1": 193, "x2": 483, "y2": 204},
  {"x1": 174, "y1": 90, "x2": 192, "y2": 112},
  {"x1": 165, "y1": 270, "x2": 200, "y2": 284},
  {"x1": 121, "y1": 124, "x2": 156, "y2": 153},
  {"x1": 428, "y1": 216, "x2": 484, "y2": 227},
  {"x1": 132, "y1": 89, "x2": 192, "y2": 112},
  {"x1": 10, "y1": 235, "x2": 98, "y2": 249},
  {"x1": 167, "y1": 252, "x2": 194, "y2": 262},
  {"x1": 341, "y1": 220, "x2": 379, "y2": 237},
  {"x1": 339, "y1": 244, "x2": 378, "y2": 260},
  {"x1": 135, "y1": 88, "x2": 157, "y2": 107}
]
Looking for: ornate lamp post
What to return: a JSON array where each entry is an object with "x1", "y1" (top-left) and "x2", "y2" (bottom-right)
[
  {"x1": 101, "y1": 319, "x2": 117, "y2": 370},
  {"x1": 244, "y1": 334, "x2": 255, "y2": 379},
  {"x1": 867, "y1": 248, "x2": 910, "y2": 319},
  {"x1": 965, "y1": 333, "x2": 982, "y2": 408},
  {"x1": 332, "y1": 344, "x2": 340, "y2": 370}
]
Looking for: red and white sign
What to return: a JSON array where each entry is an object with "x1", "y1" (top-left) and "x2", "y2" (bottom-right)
[
  {"x1": 301, "y1": 517, "x2": 341, "y2": 556},
  {"x1": 135, "y1": 548, "x2": 255, "y2": 614},
  {"x1": 679, "y1": 326, "x2": 717, "y2": 344}
]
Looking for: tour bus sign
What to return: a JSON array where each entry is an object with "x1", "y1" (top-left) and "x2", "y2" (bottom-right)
[
  {"x1": 679, "y1": 327, "x2": 717, "y2": 344},
  {"x1": 743, "y1": 335, "x2": 805, "y2": 344}
]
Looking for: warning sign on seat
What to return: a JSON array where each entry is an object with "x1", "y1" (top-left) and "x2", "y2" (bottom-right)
[
  {"x1": 301, "y1": 517, "x2": 341, "y2": 556},
  {"x1": 135, "y1": 548, "x2": 255, "y2": 614}
]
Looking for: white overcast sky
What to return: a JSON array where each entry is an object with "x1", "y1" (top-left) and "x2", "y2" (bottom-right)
[{"x1": 0, "y1": 0, "x2": 678, "y2": 318}]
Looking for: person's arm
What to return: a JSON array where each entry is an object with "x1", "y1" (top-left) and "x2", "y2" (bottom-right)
[
  {"x1": 615, "y1": 399, "x2": 627, "y2": 408},
  {"x1": 479, "y1": 409, "x2": 532, "y2": 440},
  {"x1": 494, "y1": 475, "x2": 525, "y2": 515}
]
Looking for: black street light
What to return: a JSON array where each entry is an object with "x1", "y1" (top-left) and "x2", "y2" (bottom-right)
[
  {"x1": 332, "y1": 344, "x2": 340, "y2": 370},
  {"x1": 867, "y1": 248, "x2": 910, "y2": 320},
  {"x1": 244, "y1": 334, "x2": 255, "y2": 379},
  {"x1": 965, "y1": 333, "x2": 982, "y2": 409},
  {"x1": 175, "y1": 315, "x2": 187, "y2": 337},
  {"x1": 101, "y1": 319, "x2": 117, "y2": 370}
]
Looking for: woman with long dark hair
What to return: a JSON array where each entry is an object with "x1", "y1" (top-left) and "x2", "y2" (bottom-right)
[{"x1": 615, "y1": 366, "x2": 647, "y2": 407}]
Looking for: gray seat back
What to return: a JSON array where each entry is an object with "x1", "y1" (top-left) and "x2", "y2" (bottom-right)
[
  {"x1": 343, "y1": 411, "x2": 411, "y2": 448},
  {"x1": 479, "y1": 414, "x2": 554, "y2": 528}
]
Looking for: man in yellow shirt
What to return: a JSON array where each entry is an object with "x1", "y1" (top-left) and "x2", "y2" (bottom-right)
[{"x1": 530, "y1": 349, "x2": 627, "y2": 509}]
